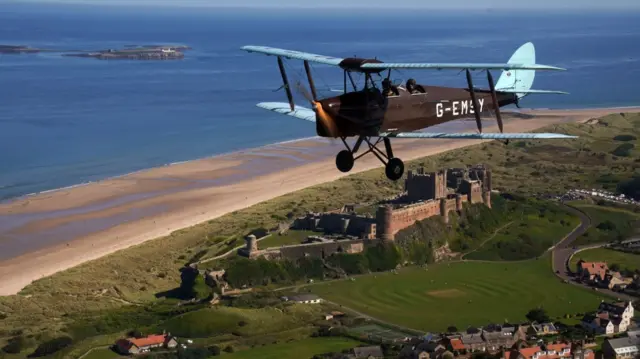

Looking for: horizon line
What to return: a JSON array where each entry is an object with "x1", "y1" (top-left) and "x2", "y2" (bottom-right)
[{"x1": 6, "y1": 1, "x2": 640, "y2": 10}]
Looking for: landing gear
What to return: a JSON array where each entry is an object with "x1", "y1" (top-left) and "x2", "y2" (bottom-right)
[
  {"x1": 385, "y1": 158, "x2": 404, "y2": 181},
  {"x1": 336, "y1": 150, "x2": 354, "y2": 172},
  {"x1": 334, "y1": 136, "x2": 405, "y2": 181}
]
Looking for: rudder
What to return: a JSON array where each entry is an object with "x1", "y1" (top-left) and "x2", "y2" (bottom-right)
[{"x1": 495, "y1": 42, "x2": 536, "y2": 98}]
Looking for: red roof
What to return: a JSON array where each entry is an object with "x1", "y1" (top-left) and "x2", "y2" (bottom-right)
[
  {"x1": 450, "y1": 338, "x2": 465, "y2": 351},
  {"x1": 129, "y1": 334, "x2": 167, "y2": 348},
  {"x1": 514, "y1": 344, "x2": 571, "y2": 359}
]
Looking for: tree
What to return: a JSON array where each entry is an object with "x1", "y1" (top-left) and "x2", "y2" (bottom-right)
[
  {"x1": 223, "y1": 345, "x2": 234, "y2": 353},
  {"x1": 610, "y1": 263, "x2": 621, "y2": 272},
  {"x1": 207, "y1": 345, "x2": 221, "y2": 356},
  {"x1": 127, "y1": 329, "x2": 143, "y2": 338},
  {"x1": 526, "y1": 308, "x2": 550, "y2": 323},
  {"x1": 2, "y1": 336, "x2": 27, "y2": 354},
  {"x1": 447, "y1": 326, "x2": 458, "y2": 333},
  {"x1": 30, "y1": 336, "x2": 73, "y2": 357}
]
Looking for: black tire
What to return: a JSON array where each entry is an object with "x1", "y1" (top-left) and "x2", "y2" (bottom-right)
[
  {"x1": 336, "y1": 150, "x2": 354, "y2": 172},
  {"x1": 385, "y1": 157, "x2": 404, "y2": 181}
]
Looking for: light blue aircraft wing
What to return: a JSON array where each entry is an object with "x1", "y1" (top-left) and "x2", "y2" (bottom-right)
[
  {"x1": 360, "y1": 63, "x2": 565, "y2": 71},
  {"x1": 257, "y1": 102, "x2": 316, "y2": 122},
  {"x1": 241, "y1": 46, "x2": 344, "y2": 66},
  {"x1": 378, "y1": 132, "x2": 577, "y2": 139}
]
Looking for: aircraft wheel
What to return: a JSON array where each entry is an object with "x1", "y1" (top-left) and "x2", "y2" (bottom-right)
[
  {"x1": 385, "y1": 158, "x2": 404, "y2": 181},
  {"x1": 336, "y1": 150, "x2": 354, "y2": 173}
]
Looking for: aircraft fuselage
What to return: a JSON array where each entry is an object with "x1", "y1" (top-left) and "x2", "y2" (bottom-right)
[{"x1": 316, "y1": 83, "x2": 518, "y2": 137}]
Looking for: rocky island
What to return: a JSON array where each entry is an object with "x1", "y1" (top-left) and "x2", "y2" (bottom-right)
[
  {"x1": 63, "y1": 45, "x2": 190, "y2": 60},
  {"x1": 0, "y1": 45, "x2": 41, "y2": 54}
]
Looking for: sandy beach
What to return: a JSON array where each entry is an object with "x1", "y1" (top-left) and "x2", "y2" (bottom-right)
[{"x1": 0, "y1": 107, "x2": 637, "y2": 295}]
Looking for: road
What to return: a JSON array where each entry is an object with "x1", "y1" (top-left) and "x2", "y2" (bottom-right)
[{"x1": 552, "y1": 203, "x2": 637, "y2": 301}]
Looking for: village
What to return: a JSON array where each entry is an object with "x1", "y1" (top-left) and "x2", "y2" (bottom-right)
[{"x1": 109, "y1": 298, "x2": 638, "y2": 359}]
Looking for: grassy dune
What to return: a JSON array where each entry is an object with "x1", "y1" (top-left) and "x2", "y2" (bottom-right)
[
  {"x1": 1, "y1": 112, "x2": 640, "y2": 355},
  {"x1": 312, "y1": 255, "x2": 608, "y2": 331},
  {"x1": 569, "y1": 202, "x2": 640, "y2": 246},
  {"x1": 220, "y1": 337, "x2": 362, "y2": 359}
]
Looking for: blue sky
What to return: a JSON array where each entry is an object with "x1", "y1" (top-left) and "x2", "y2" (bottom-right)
[{"x1": 9, "y1": 0, "x2": 640, "y2": 9}]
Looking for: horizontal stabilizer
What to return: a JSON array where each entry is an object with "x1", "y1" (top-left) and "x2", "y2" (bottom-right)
[
  {"x1": 360, "y1": 62, "x2": 565, "y2": 71},
  {"x1": 256, "y1": 102, "x2": 316, "y2": 122},
  {"x1": 498, "y1": 89, "x2": 570, "y2": 95},
  {"x1": 378, "y1": 132, "x2": 578, "y2": 139}
]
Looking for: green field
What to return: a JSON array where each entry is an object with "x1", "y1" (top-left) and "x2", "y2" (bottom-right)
[
  {"x1": 220, "y1": 337, "x2": 362, "y2": 359},
  {"x1": 570, "y1": 202, "x2": 639, "y2": 246},
  {"x1": 464, "y1": 203, "x2": 580, "y2": 261},
  {"x1": 312, "y1": 256, "x2": 608, "y2": 332},
  {"x1": 569, "y1": 247, "x2": 640, "y2": 273}
]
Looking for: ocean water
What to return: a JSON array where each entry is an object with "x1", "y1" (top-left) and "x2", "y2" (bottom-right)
[{"x1": 1, "y1": 4, "x2": 639, "y2": 201}]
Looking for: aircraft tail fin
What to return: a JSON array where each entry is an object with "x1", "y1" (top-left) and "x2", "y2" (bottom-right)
[{"x1": 495, "y1": 42, "x2": 536, "y2": 99}]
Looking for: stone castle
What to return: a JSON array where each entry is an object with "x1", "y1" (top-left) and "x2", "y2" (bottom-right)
[{"x1": 238, "y1": 164, "x2": 492, "y2": 260}]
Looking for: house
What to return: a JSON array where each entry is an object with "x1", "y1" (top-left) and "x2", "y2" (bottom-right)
[
  {"x1": 581, "y1": 313, "x2": 616, "y2": 335},
  {"x1": 531, "y1": 322, "x2": 559, "y2": 336},
  {"x1": 448, "y1": 338, "x2": 466, "y2": 356},
  {"x1": 460, "y1": 333, "x2": 486, "y2": 352},
  {"x1": 483, "y1": 329, "x2": 517, "y2": 352},
  {"x1": 602, "y1": 334, "x2": 640, "y2": 359},
  {"x1": 288, "y1": 294, "x2": 322, "y2": 304},
  {"x1": 577, "y1": 261, "x2": 609, "y2": 284},
  {"x1": 115, "y1": 333, "x2": 178, "y2": 355},
  {"x1": 323, "y1": 314, "x2": 334, "y2": 320},
  {"x1": 352, "y1": 345, "x2": 384, "y2": 358},
  {"x1": 504, "y1": 342, "x2": 593, "y2": 359},
  {"x1": 582, "y1": 301, "x2": 635, "y2": 335}
]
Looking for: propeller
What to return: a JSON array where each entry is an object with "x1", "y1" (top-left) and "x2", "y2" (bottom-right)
[{"x1": 293, "y1": 81, "x2": 340, "y2": 144}]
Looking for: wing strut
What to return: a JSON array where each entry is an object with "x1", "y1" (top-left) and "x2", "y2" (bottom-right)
[
  {"x1": 465, "y1": 69, "x2": 483, "y2": 133},
  {"x1": 303, "y1": 60, "x2": 318, "y2": 102},
  {"x1": 486, "y1": 70, "x2": 504, "y2": 133},
  {"x1": 277, "y1": 57, "x2": 295, "y2": 111}
]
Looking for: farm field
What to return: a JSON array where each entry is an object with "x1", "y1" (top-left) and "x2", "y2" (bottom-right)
[
  {"x1": 570, "y1": 248, "x2": 640, "y2": 273},
  {"x1": 220, "y1": 337, "x2": 362, "y2": 359},
  {"x1": 311, "y1": 255, "x2": 609, "y2": 332}
]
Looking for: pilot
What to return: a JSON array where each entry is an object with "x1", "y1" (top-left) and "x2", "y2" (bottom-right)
[
  {"x1": 406, "y1": 78, "x2": 419, "y2": 94},
  {"x1": 382, "y1": 78, "x2": 395, "y2": 97}
]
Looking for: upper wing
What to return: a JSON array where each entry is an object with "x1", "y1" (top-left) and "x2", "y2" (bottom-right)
[
  {"x1": 241, "y1": 46, "x2": 343, "y2": 66},
  {"x1": 360, "y1": 62, "x2": 565, "y2": 71},
  {"x1": 378, "y1": 132, "x2": 577, "y2": 139},
  {"x1": 256, "y1": 102, "x2": 316, "y2": 122}
]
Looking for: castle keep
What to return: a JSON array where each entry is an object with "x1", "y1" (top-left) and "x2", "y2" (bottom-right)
[{"x1": 239, "y1": 164, "x2": 492, "y2": 259}]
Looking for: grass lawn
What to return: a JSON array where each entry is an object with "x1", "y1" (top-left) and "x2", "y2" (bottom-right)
[
  {"x1": 259, "y1": 230, "x2": 316, "y2": 248},
  {"x1": 311, "y1": 255, "x2": 609, "y2": 332},
  {"x1": 569, "y1": 248, "x2": 640, "y2": 273},
  {"x1": 569, "y1": 202, "x2": 639, "y2": 246},
  {"x1": 83, "y1": 347, "x2": 121, "y2": 359},
  {"x1": 464, "y1": 204, "x2": 580, "y2": 261},
  {"x1": 220, "y1": 337, "x2": 362, "y2": 359}
]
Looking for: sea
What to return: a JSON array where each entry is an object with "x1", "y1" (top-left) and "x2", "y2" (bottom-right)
[{"x1": 1, "y1": 3, "x2": 639, "y2": 201}]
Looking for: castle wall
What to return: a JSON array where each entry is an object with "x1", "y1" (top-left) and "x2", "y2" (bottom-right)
[
  {"x1": 277, "y1": 239, "x2": 373, "y2": 260},
  {"x1": 293, "y1": 213, "x2": 376, "y2": 239}
]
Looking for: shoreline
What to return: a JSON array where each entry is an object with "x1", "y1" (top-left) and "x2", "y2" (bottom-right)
[
  {"x1": 0, "y1": 104, "x2": 632, "y2": 205},
  {"x1": 0, "y1": 106, "x2": 638, "y2": 296}
]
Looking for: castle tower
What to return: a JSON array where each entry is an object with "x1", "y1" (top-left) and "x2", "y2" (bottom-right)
[
  {"x1": 376, "y1": 204, "x2": 394, "y2": 241},
  {"x1": 485, "y1": 168, "x2": 492, "y2": 192},
  {"x1": 482, "y1": 190, "x2": 492, "y2": 209},
  {"x1": 245, "y1": 234, "x2": 258, "y2": 254},
  {"x1": 439, "y1": 198, "x2": 449, "y2": 224},
  {"x1": 455, "y1": 194, "x2": 463, "y2": 212}
]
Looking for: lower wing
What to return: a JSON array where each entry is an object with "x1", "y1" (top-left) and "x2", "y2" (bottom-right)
[
  {"x1": 254, "y1": 102, "x2": 577, "y2": 140},
  {"x1": 378, "y1": 132, "x2": 577, "y2": 139}
]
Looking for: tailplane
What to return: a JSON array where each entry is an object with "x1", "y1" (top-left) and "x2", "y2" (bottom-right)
[{"x1": 495, "y1": 42, "x2": 568, "y2": 98}]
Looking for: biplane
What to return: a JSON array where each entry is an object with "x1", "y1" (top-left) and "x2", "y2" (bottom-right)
[{"x1": 241, "y1": 42, "x2": 577, "y2": 181}]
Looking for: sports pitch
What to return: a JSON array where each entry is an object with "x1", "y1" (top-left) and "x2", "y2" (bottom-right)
[{"x1": 312, "y1": 256, "x2": 609, "y2": 332}]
